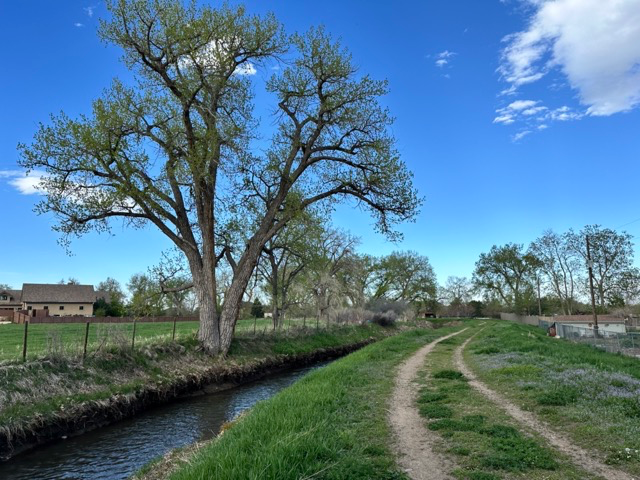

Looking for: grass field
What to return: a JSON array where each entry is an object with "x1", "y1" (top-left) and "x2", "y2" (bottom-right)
[
  {"x1": 165, "y1": 325, "x2": 468, "y2": 480},
  {"x1": 465, "y1": 321, "x2": 640, "y2": 478},
  {"x1": 0, "y1": 316, "x2": 320, "y2": 362}
]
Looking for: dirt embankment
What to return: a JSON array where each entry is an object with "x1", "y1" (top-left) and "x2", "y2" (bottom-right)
[{"x1": 0, "y1": 339, "x2": 374, "y2": 462}]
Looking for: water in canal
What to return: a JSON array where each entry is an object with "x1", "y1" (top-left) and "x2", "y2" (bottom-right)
[{"x1": 0, "y1": 362, "x2": 326, "y2": 480}]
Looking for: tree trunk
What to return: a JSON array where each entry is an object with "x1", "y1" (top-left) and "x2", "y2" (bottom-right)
[
  {"x1": 194, "y1": 272, "x2": 220, "y2": 355},
  {"x1": 219, "y1": 248, "x2": 261, "y2": 354}
]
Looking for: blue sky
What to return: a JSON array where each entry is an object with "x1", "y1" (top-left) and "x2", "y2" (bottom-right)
[{"x1": 1, "y1": 0, "x2": 640, "y2": 291}]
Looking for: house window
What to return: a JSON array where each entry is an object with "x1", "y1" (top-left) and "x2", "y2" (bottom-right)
[
  {"x1": 44, "y1": 306, "x2": 49, "y2": 310},
  {"x1": 59, "y1": 306, "x2": 64, "y2": 311},
  {"x1": 79, "y1": 306, "x2": 84, "y2": 311},
  {"x1": 1, "y1": 295, "x2": 6, "y2": 300},
  {"x1": 27, "y1": 306, "x2": 32, "y2": 311}
]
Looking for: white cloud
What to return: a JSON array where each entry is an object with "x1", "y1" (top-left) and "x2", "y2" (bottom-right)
[
  {"x1": 493, "y1": 97, "x2": 582, "y2": 135},
  {"x1": 513, "y1": 130, "x2": 532, "y2": 141},
  {"x1": 506, "y1": 99, "x2": 538, "y2": 111},
  {"x1": 234, "y1": 62, "x2": 257, "y2": 76},
  {"x1": 0, "y1": 170, "x2": 45, "y2": 195},
  {"x1": 522, "y1": 106, "x2": 547, "y2": 115},
  {"x1": 178, "y1": 39, "x2": 257, "y2": 76},
  {"x1": 499, "y1": 0, "x2": 640, "y2": 116},
  {"x1": 434, "y1": 50, "x2": 457, "y2": 68},
  {"x1": 493, "y1": 114, "x2": 515, "y2": 125},
  {"x1": 0, "y1": 170, "x2": 22, "y2": 178},
  {"x1": 74, "y1": 23, "x2": 84, "y2": 28},
  {"x1": 83, "y1": 6, "x2": 95, "y2": 17}
]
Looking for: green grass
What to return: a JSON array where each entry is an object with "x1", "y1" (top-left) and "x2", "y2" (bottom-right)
[
  {"x1": 0, "y1": 316, "x2": 327, "y2": 362},
  {"x1": 466, "y1": 321, "x2": 640, "y2": 476},
  {"x1": 168, "y1": 326, "x2": 466, "y2": 480},
  {"x1": 0, "y1": 323, "x2": 389, "y2": 436},
  {"x1": 417, "y1": 327, "x2": 593, "y2": 480}
]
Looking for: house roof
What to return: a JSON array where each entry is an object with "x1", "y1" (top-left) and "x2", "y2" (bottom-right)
[
  {"x1": 0, "y1": 289, "x2": 22, "y2": 304},
  {"x1": 21, "y1": 284, "x2": 96, "y2": 303}
]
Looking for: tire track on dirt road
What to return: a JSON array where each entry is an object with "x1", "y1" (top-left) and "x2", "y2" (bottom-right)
[
  {"x1": 389, "y1": 328, "x2": 468, "y2": 480},
  {"x1": 454, "y1": 333, "x2": 635, "y2": 480}
]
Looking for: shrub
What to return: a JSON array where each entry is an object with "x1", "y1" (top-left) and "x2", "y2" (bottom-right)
[
  {"x1": 370, "y1": 310, "x2": 397, "y2": 327},
  {"x1": 329, "y1": 308, "x2": 372, "y2": 325},
  {"x1": 366, "y1": 299, "x2": 415, "y2": 321}
]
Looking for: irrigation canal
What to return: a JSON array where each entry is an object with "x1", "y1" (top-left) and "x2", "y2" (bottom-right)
[{"x1": 0, "y1": 362, "x2": 328, "y2": 479}]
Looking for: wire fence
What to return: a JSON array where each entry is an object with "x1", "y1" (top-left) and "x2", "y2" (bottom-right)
[
  {"x1": 0, "y1": 315, "x2": 345, "y2": 363},
  {"x1": 539, "y1": 319, "x2": 640, "y2": 358}
]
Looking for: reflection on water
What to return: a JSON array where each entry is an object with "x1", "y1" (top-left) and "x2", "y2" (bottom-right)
[{"x1": 0, "y1": 363, "x2": 325, "y2": 480}]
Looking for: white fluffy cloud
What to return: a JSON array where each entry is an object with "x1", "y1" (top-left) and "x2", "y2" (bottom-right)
[
  {"x1": 0, "y1": 170, "x2": 45, "y2": 195},
  {"x1": 499, "y1": 0, "x2": 640, "y2": 116}
]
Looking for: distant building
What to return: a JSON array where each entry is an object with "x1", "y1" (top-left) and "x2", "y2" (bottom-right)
[
  {"x1": 0, "y1": 289, "x2": 22, "y2": 311},
  {"x1": 1, "y1": 283, "x2": 101, "y2": 317}
]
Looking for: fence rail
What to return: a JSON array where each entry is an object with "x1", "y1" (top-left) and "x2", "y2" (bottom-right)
[
  {"x1": 9, "y1": 312, "x2": 198, "y2": 324},
  {"x1": 0, "y1": 315, "x2": 342, "y2": 363}
]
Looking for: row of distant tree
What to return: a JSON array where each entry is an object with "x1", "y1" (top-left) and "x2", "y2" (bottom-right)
[
  {"x1": 88, "y1": 210, "x2": 440, "y2": 322},
  {"x1": 435, "y1": 224, "x2": 640, "y2": 317}
]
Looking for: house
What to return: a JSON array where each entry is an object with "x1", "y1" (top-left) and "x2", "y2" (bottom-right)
[
  {"x1": 0, "y1": 289, "x2": 22, "y2": 311},
  {"x1": 21, "y1": 283, "x2": 97, "y2": 317}
]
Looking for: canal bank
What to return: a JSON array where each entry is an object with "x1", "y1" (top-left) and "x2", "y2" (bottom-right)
[{"x1": 0, "y1": 324, "x2": 389, "y2": 462}]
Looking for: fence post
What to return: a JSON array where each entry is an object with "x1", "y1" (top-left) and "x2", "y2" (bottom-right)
[
  {"x1": 131, "y1": 318, "x2": 138, "y2": 350},
  {"x1": 22, "y1": 320, "x2": 29, "y2": 362},
  {"x1": 172, "y1": 317, "x2": 177, "y2": 341},
  {"x1": 83, "y1": 321, "x2": 90, "y2": 360}
]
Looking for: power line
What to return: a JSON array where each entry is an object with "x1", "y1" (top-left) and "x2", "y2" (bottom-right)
[{"x1": 615, "y1": 217, "x2": 640, "y2": 229}]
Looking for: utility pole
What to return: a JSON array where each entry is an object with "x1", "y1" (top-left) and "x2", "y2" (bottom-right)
[
  {"x1": 536, "y1": 275, "x2": 542, "y2": 316},
  {"x1": 586, "y1": 235, "x2": 599, "y2": 337}
]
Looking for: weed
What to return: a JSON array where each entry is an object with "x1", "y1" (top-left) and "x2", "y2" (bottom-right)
[
  {"x1": 474, "y1": 346, "x2": 500, "y2": 355},
  {"x1": 419, "y1": 403, "x2": 453, "y2": 419},
  {"x1": 536, "y1": 387, "x2": 578, "y2": 406},
  {"x1": 418, "y1": 389, "x2": 448, "y2": 403},
  {"x1": 482, "y1": 436, "x2": 556, "y2": 471},
  {"x1": 433, "y1": 369, "x2": 466, "y2": 380},
  {"x1": 464, "y1": 471, "x2": 502, "y2": 480}
]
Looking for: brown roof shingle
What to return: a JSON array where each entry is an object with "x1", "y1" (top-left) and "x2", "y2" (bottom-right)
[{"x1": 21, "y1": 284, "x2": 96, "y2": 303}]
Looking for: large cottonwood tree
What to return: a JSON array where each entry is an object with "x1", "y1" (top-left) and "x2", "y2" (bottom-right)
[
  {"x1": 18, "y1": 0, "x2": 419, "y2": 354},
  {"x1": 473, "y1": 243, "x2": 539, "y2": 313}
]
